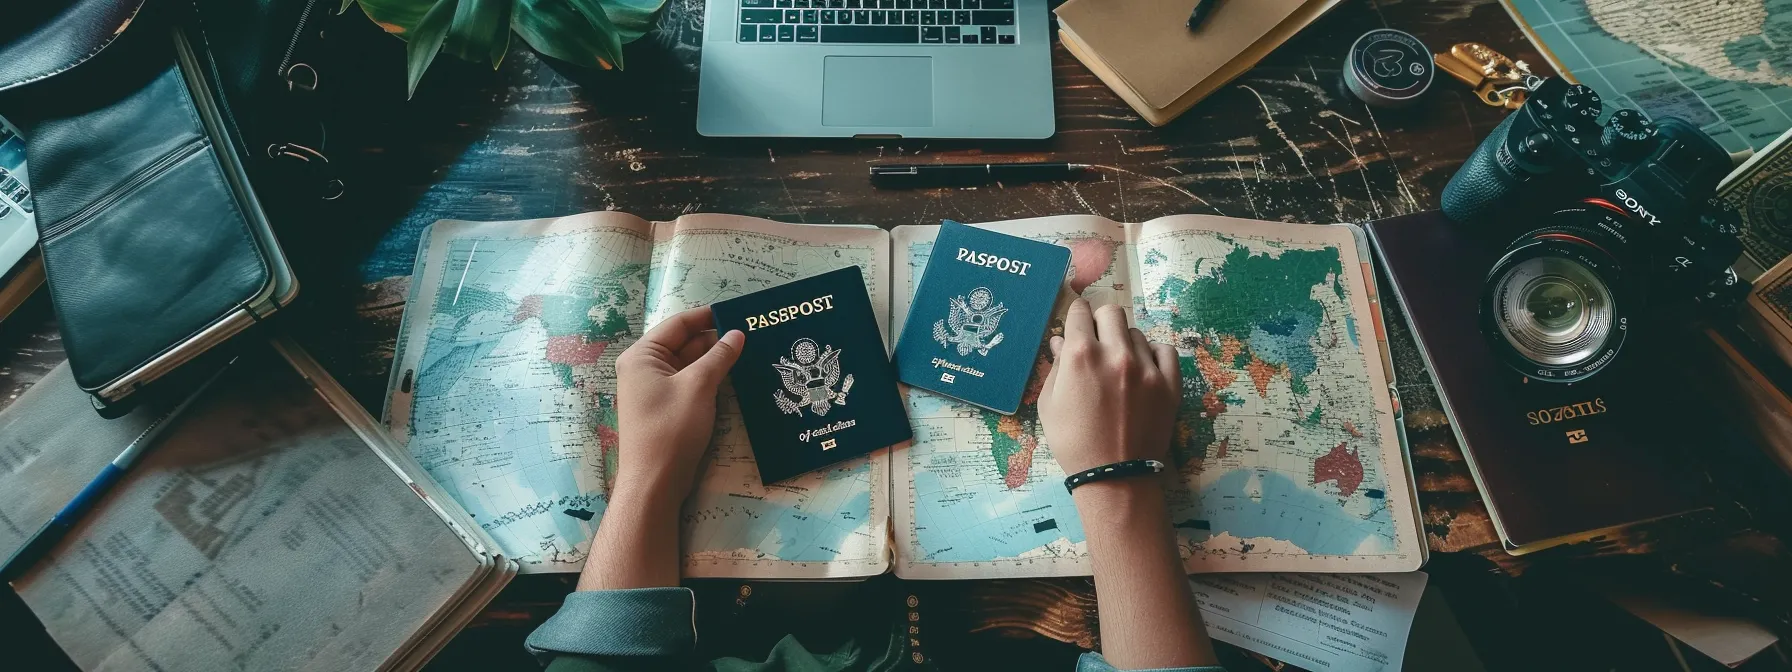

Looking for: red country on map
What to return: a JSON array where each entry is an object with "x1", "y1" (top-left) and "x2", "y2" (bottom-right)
[
  {"x1": 1312, "y1": 442, "x2": 1364, "y2": 498},
  {"x1": 1065, "y1": 237, "x2": 1116, "y2": 294},
  {"x1": 513, "y1": 294, "x2": 632, "y2": 387}
]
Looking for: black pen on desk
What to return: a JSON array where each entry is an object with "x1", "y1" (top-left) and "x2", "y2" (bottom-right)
[
  {"x1": 869, "y1": 162, "x2": 1093, "y2": 188},
  {"x1": 1188, "y1": 0, "x2": 1222, "y2": 30},
  {"x1": 0, "y1": 358, "x2": 235, "y2": 584}
]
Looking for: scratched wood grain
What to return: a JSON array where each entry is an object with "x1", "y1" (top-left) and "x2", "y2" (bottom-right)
[{"x1": 5, "y1": 0, "x2": 1792, "y2": 669}]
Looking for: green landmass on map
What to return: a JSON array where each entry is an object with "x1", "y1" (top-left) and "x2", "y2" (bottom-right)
[
  {"x1": 526, "y1": 295, "x2": 627, "y2": 339},
  {"x1": 1154, "y1": 275, "x2": 1190, "y2": 303},
  {"x1": 1167, "y1": 246, "x2": 1340, "y2": 342},
  {"x1": 510, "y1": 263, "x2": 646, "y2": 387},
  {"x1": 1160, "y1": 245, "x2": 1345, "y2": 464},
  {"x1": 1170, "y1": 246, "x2": 1341, "y2": 390}
]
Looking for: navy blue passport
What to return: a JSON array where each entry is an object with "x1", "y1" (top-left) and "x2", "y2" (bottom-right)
[
  {"x1": 711, "y1": 266, "x2": 911, "y2": 484},
  {"x1": 894, "y1": 221, "x2": 1072, "y2": 414}
]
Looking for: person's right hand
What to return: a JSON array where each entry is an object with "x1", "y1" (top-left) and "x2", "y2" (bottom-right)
[
  {"x1": 1037, "y1": 298, "x2": 1183, "y2": 477},
  {"x1": 614, "y1": 307, "x2": 744, "y2": 505},
  {"x1": 1039, "y1": 300, "x2": 1218, "y2": 671}
]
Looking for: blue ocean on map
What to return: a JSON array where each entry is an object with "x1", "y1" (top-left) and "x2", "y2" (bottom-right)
[
  {"x1": 1180, "y1": 469, "x2": 1392, "y2": 556},
  {"x1": 415, "y1": 337, "x2": 498, "y2": 398},
  {"x1": 910, "y1": 469, "x2": 1087, "y2": 562}
]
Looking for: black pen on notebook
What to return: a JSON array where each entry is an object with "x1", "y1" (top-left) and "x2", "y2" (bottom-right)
[
  {"x1": 1187, "y1": 0, "x2": 1222, "y2": 30},
  {"x1": 869, "y1": 162, "x2": 1093, "y2": 188},
  {"x1": 0, "y1": 358, "x2": 235, "y2": 583}
]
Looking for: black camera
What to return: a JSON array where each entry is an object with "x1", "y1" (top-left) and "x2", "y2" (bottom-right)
[{"x1": 1441, "y1": 77, "x2": 1745, "y2": 382}]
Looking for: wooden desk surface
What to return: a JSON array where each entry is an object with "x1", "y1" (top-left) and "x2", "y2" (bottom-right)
[{"x1": 5, "y1": 0, "x2": 1792, "y2": 669}]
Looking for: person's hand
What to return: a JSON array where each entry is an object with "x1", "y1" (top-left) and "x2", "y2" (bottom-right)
[
  {"x1": 1037, "y1": 298, "x2": 1182, "y2": 478},
  {"x1": 613, "y1": 307, "x2": 744, "y2": 505},
  {"x1": 1037, "y1": 301, "x2": 1216, "y2": 670}
]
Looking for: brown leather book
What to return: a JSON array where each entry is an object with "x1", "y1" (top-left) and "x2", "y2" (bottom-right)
[
  {"x1": 1366, "y1": 212, "x2": 1711, "y2": 554},
  {"x1": 1055, "y1": 0, "x2": 1344, "y2": 126}
]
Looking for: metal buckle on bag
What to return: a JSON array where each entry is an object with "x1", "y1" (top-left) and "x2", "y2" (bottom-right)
[
  {"x1": 284, "y1": 62, "x2": 319, "y2": 93},
  {"x1": 266, "y1": 141, "x2": 344, "y2": 200},
  {"x1": 1435, "y1": 43, "x2": 1533, "y2": 109},
  {"x1": 271, "y1": 60, "x2": 342, "y2": 200}
]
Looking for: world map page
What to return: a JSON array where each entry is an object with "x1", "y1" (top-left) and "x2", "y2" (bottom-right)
[
  {"x1": 891, "y1": 216, "x2": 1420, "y2": 578},
  {"x1": 387, "y1": 212, "x2": 1421, "y2": 578}
]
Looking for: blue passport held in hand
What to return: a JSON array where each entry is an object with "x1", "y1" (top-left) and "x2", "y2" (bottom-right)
[
  {"x1": 894, "y1": 221, "x2": 1072, "y2": 414},
  {"x1": 712, "y1": 266, "x2": 911, "y2": 484}
]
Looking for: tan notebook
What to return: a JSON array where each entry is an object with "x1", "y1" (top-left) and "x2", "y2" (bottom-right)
[{"x1": 1056, "y1": 0, "x2": 1345, "y2": 126}]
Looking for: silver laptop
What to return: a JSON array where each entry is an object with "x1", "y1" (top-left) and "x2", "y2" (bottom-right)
[{"x1": 697, "y1": 0, "x2": 1054, "y2": 139}]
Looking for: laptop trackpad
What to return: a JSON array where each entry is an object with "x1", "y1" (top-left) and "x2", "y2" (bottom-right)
[{"x1": 822, "y1": 56, "x2": 933, "y2": 128}]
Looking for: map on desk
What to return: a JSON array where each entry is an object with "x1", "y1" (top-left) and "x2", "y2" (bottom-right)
[
  {"x1": 1504, "y1": 0, "x2": 1792, "y2": 152},
  {"x1": 386, "y1": 213, "x2": 890, "y2": 577},
  {"x1": 890, "y1": 217, "x2": 1419, "y2": 578},
  {"x1": 386, "y1": 212, "x2": 1423, "y2": 578}
]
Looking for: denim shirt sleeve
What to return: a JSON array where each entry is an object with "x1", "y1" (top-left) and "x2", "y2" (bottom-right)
[
  {"x1": 1076, "y1": 651, "x2": 1228, "y2": 672},
  {"x1": 525, "y1": 587, "x2": 697, "y2": 665}
]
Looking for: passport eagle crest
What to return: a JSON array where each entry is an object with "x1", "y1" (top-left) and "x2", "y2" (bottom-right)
[
  {"x1": 772, "y1": 338, "x2": 854, "y2": 416},
  {"x1": 933, "y1": 287, "x2": 1007, "y2": 356}
]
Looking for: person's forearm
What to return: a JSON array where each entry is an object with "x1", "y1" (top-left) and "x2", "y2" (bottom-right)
[
  {"x1": 1076, "y1": 479, "x2": 1217, "y2": 670},
  {"x1": 574, "y1": 484, "x2": 682, "y2": 592}
]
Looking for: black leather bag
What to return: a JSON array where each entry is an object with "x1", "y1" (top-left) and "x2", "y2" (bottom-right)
[{"x1": 0, "y1": 0, "x2": 336, "y2": 407}]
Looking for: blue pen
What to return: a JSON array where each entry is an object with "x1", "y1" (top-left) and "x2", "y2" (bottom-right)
[{"x1": 0, "y1": 358, "x2": 235, "y2": 584}]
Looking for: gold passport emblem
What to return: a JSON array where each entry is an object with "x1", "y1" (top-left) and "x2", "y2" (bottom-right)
[
  {"x1": 821, "y1": 438, "x2": 838, "y2": 451},
  {"x1": 1566, "y1": 429, "x2": 1589, "y2": 444}
]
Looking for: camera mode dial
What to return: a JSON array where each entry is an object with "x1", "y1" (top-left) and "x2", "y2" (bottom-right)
[
  {"x1": 1561, "y1": 84, "x2": 1604, "y2": 121},
  {"x1": 1601, "y1": 108, "x2": 1659, "y2": 161}
]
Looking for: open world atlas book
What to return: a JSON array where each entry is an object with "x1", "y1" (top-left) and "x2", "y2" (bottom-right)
[{"x1": 384, "y1": 212, "x2": 1426, "y2": 580}]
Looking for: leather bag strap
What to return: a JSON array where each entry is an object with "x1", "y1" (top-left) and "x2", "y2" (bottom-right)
[{"x1": 0, "y1": 0, "x2": 151, "y2": 92}]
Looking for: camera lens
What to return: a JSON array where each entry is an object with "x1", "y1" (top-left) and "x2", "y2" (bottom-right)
[
  {"x1": 1526, "y1": 280, "x2": 1582, "y2": 328},
  {"x1": 1489, "y1": 256, "x2": 1614, "y2": 366},
  {"x1": 1480, "y1": 206, "x2": 1634, "y2": 382}
]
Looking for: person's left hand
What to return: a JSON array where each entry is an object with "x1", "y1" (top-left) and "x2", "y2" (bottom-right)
[{"x1": 614, "y1": 307, "x2": 744, "y2": 505}]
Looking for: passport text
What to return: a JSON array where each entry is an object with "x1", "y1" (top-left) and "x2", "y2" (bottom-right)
[
  {"x1": 956, "y1": 247, "x2": 1033, "y2": 275},
  {"x1": 744, "y1": 294, "x2": 836, "y2": 331}
]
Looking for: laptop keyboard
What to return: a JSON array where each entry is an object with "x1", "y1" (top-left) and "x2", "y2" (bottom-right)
[
  {"x1": 738, "y1": 0, "x2": 1018, "y2": 44},
  {"x1": 0, "y1": 168, "x2": 30, "y2": 216}
]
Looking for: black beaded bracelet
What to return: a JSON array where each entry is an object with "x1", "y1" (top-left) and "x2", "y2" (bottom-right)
[{"x1": 1063, "y1": 459, "x2": 1165, "y2": 493}]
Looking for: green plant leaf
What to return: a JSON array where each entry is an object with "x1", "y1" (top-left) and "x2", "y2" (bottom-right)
[
  {"x1": 513, "y1": 0, "x2": 624, "y2": 70},
  {"x1": 566, "y1": 0, "x2": 624, "y2": 65},
  {"x1": 340, "y1": 0, "x2": 355, "y2": 14},
  {"x1": 355, "y1": 0, "x2": 434, "y2": 36},
  {"x1": 406, "y1": 0, "x2": 458, "y2": 97},
  {"x1": 442, "y1": 0, "x2": 514, "y2": 68},
  {"x1": 598, "y1": 0, "x2": 666, "y2": 43}
]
